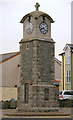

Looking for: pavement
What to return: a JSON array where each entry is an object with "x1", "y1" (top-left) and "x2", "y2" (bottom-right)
[{"x1": 0, "y1": 107, "x2": 73, "y2": 118}]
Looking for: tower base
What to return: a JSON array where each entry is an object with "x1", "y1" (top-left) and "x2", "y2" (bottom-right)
[
  {"x1": 17, "y1": 107, "x2": 58, "y2": 112},
  {"x1": 17, "y1": 84, "x2": 59, "y2": 112}
]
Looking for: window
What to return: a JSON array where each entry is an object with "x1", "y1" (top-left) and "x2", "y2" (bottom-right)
[
  {"x1": 26, "y1": 43, "x2": 29, "y2": 50},
  {"x1": 67, "y1": 71, "x2": 68, "y2": 82},
  {"x1": 70, "y1": 91, "x2": 73, "y2": 95},
  {"x1": 27, "y1": 16, "x2": 31, "y2": 22},
  {"x1": 43, "y1": 16, "x2": 45, "y2": 21},
  {"x1": 52, "y1": 45, "x2": 54, "y2": 56},
  {"x1": 28, "y1": 16, "x2": 31, "y2": 22},
  {"x1": 65, "y1": 56, "x2": 70, "y2": 64},
  {"x1": 69, "y1": 71, "x2": 71, "y2": 82},
  {"x1": 25, "y1": 83, "x2": 29, "y2": 103},
  {"x1": 44, "y1": 88, "x2": 49, "y2": 100},
  {"x1": 59, "y1": 91, "x2": 62, "y2": 95},
  {"x1": 64, "y1": 91, "x2": 70, "y2": 95},
  {"x1": 64, "y1": 91, "x2": 73, "y2": 95},
  {"x1": 65, "y1": 70, "x2": 71, "y2": 83},
  {"x1": 15, "y1": 85, "x2": 17, "y2": 87}
]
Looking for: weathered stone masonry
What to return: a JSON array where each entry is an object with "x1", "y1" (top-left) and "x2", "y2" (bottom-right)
[{"x1": 17, "y1": 3, "x2": 58, "y2": 112}]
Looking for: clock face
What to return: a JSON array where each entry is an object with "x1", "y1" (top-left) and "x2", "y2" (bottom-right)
[
  {"x1": 39, "y1": 22, "x2": 48, "y2": 34},
  {"x1": 25, "y1": 22, "x2": 34, "y2": 34}
]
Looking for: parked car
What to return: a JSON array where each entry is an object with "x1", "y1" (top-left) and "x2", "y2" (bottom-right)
[{"x1": 59, "y1": 90, "x2": 73, "y2": 100}]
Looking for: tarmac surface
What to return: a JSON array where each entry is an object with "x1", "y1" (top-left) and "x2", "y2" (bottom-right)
[{"x1": 1, "y1": 118, "x2": 72, "y2": 120}]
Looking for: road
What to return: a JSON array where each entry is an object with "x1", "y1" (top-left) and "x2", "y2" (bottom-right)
[{"x1": 1, "y1": 117, "x2": 73, "y2": 120}]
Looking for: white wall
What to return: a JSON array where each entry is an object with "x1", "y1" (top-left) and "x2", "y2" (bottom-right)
[
  {"x1": 55, "y1": 59, "x2": 61, "y2": 80},
  {"x1": 2, "y1": 54, "x2": 20, "y2": 87},
  {"x1": 0, "y1": 87, "x2": 17, "y2": 101}
]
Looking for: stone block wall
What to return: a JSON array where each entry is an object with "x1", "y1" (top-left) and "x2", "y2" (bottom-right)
[
  {"x1": 19, "y1": 40, "x2": 55, "y2": 85},
  {"x1": 18, "y1": 39, "x2": 57, "y2": 112},
  {"x1": 17, "y1": 84, "x2": 58, "y2": 112},
  {"x1": 36, "y1": 40, "x2": 55, "y2": 83}
]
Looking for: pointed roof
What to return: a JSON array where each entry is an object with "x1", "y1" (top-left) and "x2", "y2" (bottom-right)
[
  {"x1": 66, "y1": 44, "x2": 73, "y2": 49},
  {"x1": 63, "y1": 44, "x2": 73, "y2": 51}
]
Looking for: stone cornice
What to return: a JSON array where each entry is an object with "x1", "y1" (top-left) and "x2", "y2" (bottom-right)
[{"x1": 19, "y1": 38, "x2": 55, "y2": 43}]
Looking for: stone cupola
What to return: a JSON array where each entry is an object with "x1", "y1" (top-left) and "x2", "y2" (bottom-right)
[{"x1": 20, "y1": 3, "x2": 54, "y2": 42}]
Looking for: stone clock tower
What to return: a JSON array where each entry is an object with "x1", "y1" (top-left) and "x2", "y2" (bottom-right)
[{"x1": 17, "y1": 3, "x2": 58, "y2": 112}]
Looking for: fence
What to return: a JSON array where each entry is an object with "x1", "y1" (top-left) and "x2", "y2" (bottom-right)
[
  {"x1": 0, "y1": 100, "x2": 73, "y2": 109},
  {"x1": 59, "y1": 99, "x2": 73, "y2": 107},
  {"x1": 0, "y1": 100, "x2": 17, "y2": 109}
]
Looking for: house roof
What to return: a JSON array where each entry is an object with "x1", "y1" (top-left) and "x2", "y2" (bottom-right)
[
  {"x1": 0, "y1": 52, "x2": 20, "y2": 64},
  {"x1": 55, "y1": 58, "x2": 61, "y2": 65},
  {"x1": 59, "y1": 52, "x2": 65, "y2": 56},
  {"x1": 66, "y1": 44, "x2": 73, "y2": 49},
  {"x1": 63, "y1": 44, "x2": 73, "y2": 51},
  {"x1": 59, "y1": 44, "x2": 73, "y2": 55}
]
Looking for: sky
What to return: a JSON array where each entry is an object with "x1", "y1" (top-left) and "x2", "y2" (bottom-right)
[{"x1": 0, "y1": 0, "x2": 72, "y2": 60}]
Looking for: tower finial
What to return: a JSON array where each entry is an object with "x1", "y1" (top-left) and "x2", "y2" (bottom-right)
[{"x1": 35, "y1": 3, "x2": 40, "y2": 11}]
